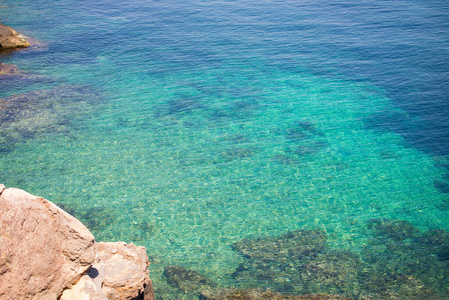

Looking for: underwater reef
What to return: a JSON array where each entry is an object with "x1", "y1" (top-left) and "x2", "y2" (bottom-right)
[{"x1": 163, "y1": 221, "x2": 449, "y2": 299}]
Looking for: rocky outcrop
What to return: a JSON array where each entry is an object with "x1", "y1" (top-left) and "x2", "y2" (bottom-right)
[
  {"x1": 0, "y1": 185, "x2": 154, "y2": 300},
  {"x1": 0, "y1": 23, "x2": 30, "y2": 50},
  {"x1": 0, "y1": 186, "x2": 96, "y2": 299}
]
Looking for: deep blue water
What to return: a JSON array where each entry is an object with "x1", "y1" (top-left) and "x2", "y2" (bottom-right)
[{"x1": 1, "y1": 0, "x2": 449, "y2": 298}]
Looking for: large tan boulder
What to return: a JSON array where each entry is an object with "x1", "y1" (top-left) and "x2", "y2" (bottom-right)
[
  {"x1": 0, "y1": 185, "x2": 155, "y2": 300},
  {"x1": 0, "y1": 23, "x2": 30, "y2": 50},
  {"x1": 0, "y1": 186, "x2": 96, "y2": 300}
]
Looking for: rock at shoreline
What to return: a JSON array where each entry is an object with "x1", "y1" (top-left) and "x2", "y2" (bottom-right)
[
  {"x1": 0, "y1": 186, "x2": 154, "y2": 300},
  {"x1": 0, "y1": 23, "x2": 30, "y2": 50}
]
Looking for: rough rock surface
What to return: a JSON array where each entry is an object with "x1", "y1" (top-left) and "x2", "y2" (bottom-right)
[
  {"x1": 0, "y1": 22, "x2": 30, "y2": 50},
  {"x1": 0, "y1": 187, "x2": 96, "y2": 300},
  {"x1": 0, "y1": 186, "x2": 154, "y2": 300},
  {"x1": 95, "y1": 242, "x2": 154, "y2": 300},
  {"x1": 61, "y1": 242, "x2": 155, "y2": 300}
]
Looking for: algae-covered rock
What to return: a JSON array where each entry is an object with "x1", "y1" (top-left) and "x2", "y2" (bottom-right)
[
  {"x1": 200, "y1": 288, "x2": 347, "y2": 300},
  {"x1": 299, "y1": 251, "x2": 361, "y2": 296},
  {"x1": 232, "y1": 229, "x2": 327, "y2": 262},
  {"x1": 360, "y1": 272, "x2": 439, "y2": 299},
  {"x1": 0, "y1": 85, "x2": 98, "y2": 151},
  {"x1": 163, "y1": 265, "x2": 217, "y2": 294},
  {"x1": 363, "y1": 219, "x2": 449, "y2": 297},
  {"x1": 366, "y1": 218, "x2": 419, "y2": 241},
  {"x1": 417, "y1": 229, "x2": 449, "y2": 260},
  {"x1": 233, "y1": 250, "x2": 362, "y2": 297},
  {"x1": 232, "y1": 258, "x2": 305, "y2": 294},
  {"x1": 231, "y1": 229, "x2": 364, "y2": 296}
]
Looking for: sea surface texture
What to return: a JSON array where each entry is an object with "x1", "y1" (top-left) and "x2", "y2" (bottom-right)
[{"x1": 1, "y1": 0, "x2": 449, "y2": 298}]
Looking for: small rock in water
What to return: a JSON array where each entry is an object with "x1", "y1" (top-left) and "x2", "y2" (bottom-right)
[
  {"x1": 285, "y1": 127, "x2": 311, "y2": 141},
  {"x1": 360, "y1": 272, "x2": 438, "y2": 299}
]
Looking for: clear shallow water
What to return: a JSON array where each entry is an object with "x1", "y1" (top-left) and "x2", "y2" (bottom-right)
[{"x1": 1, "y1": 0, "x2": 449, "y2": 298}]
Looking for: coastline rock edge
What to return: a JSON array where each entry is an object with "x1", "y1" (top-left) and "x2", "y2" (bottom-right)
[
  {"x1": 0, "y1": 186, "x2": 155, "y2": 300},
  {"x1": 0, "y1": 23, "x2": 31, "y2": 50}
]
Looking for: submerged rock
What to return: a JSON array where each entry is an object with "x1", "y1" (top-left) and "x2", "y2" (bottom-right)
[
  {"x1": 232, "y1": 225, "x2": 448, "y2": 298},
  {"x1": 366, "y1": 218, "x2": 419, "y2": 241},
  {"x1": 360, "y1": 272, "x2": 439, "y2": 299},
  {"x1": 0, "y1": 85, "x2": 98, "y2": 150},
  {"x1": 0, "y1": 62, "x2": 19, "y2": 75},
  {"x1": 271, "y1": 154, "x2": 299, "y2": 165},
  {"x1": 295, "y1": 140, "x2": 328, "y2": 156},
  {"x1": 434, "y1": 179, "x2": 449, "y2": 194},
  {"x1": 0, "y1": 23, "x2": 30, "y2": 50},
  {"x1": 363, "y1": 219, "x2": 449, "y2": 298},
  {"x1": 164, "y1": 265, "x2": 217, "y2": 294},
  {"x1": 231, "y1": 229, "x2": 364, "y2": 296},
  {"x1": 416, "y1": 229, "x2": 449, "y2": 261},
  {"x1": 232, "y1": 229, "x2": 327, "y2": 262},
  {"x1": 284, "y1": 121, "x2": 325, "y2": 142},
  {"x1": 221, "y1": 147, "x2": 254, "y2": 162},
  {"x1": 200, "y1": 288, "x2": 347, "y2": 300},
  {"x1": 232, "y1": 250, "x2": 362, "y2": 297},
  {"x1": 300, "y1": 251, "x2": 361, "y2": 296}
]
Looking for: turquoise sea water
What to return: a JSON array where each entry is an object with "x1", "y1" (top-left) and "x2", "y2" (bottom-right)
[{"x1": 1, "y1": 0, "x2": 449, "y2": 298}]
